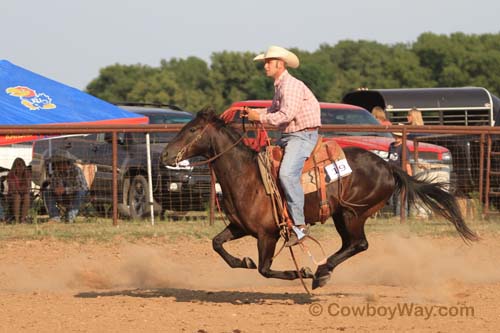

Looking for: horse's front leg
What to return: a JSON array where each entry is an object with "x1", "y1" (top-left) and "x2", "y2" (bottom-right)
[
  {"x1": 257, "y1": 234, "x2": 314, "y2": 280},
  {"x1": 212, "y1": 223, "x2": 257, "y2": 269}
]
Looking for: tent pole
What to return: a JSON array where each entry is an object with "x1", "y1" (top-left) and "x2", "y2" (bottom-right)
[
  {"x1": 146, "y1": 133, "x2": 154, "y2": 225},
  {"x1": 48, "y1": 139, "x2": 53, "y2": 174},
  {"x1": 112, "y1": 132, "x2": 118, "y2": 226}
]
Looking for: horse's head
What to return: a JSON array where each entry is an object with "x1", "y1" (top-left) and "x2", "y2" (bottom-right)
[{"x1": 161, "y1": 106, "x2": 223, "y2": 166}]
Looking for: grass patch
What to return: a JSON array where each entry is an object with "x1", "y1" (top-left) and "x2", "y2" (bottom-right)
[
  {"x1": 365, "y1": 216, "x2": 500, "y2": 239},
  {"x1": 0, "y1": 217, "x2": 224, "y2": 243},
  {"x1": 0, "y1": 214, "x2": 498, "y2": 243}
]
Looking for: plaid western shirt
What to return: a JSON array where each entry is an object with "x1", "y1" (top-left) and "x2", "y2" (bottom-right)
[
  {"x1": 259, "y1": 70, "x2": 321, "y2": 133},
  {"x1": 50, "y1": 164, "x2": 88, "y2": 194}
]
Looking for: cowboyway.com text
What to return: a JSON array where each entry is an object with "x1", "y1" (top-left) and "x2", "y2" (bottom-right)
[{"x1": 308, "y1": 302, "x2": 474, "y2": 320}]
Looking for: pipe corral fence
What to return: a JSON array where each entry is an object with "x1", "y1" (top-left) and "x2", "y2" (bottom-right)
[{"x1": 1, "y1": 123, "x2": 500, "y2": 225}]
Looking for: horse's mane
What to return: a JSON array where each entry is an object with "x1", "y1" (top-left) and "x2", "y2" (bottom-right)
[{"x1": 199, "y1": 107, "x2": 258, "y2": 156}]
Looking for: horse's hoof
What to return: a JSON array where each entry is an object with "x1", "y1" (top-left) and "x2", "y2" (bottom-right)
[
  {"x1": 312, "y1": 272, "x2": 331, "y2": 290},
  {"x1": 242, "y1": 257, "x2": 257, "y2": 269},
  {"x1": 300, "y1": 267, "x2": 314, "y2": 279}
]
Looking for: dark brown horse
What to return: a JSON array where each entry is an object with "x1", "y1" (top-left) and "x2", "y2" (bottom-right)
[{"x1": 161, "y1": 107, "x2": 478, "y2": 289}]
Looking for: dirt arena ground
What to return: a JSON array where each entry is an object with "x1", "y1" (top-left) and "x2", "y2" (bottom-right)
[{"x1": 1, "y1": 226, "x2": 499, "y2": 332}]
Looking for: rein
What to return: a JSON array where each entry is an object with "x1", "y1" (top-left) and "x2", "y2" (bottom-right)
[{"x1": 174, "y1": 124, "x2": 247, "y2": 167}]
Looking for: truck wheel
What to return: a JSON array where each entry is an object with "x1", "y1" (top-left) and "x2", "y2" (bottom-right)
[
  {"x1": 129, "y1": 175, "x2": 150, "y2": 219},
  {"x1": 128, "y1": 175, "x2": 160, "y2": 219},
  {"x1": 119, "y1": 178, "x2": 131, "y2": 218}
]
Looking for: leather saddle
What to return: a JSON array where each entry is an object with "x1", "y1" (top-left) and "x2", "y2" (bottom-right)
[{"x1": 261, "y1": 136, "x2": 349, "y2": 224}]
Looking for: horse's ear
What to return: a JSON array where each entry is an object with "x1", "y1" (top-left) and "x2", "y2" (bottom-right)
[{"x1": 197, "y1": 106, "x2": 217, "y2": 121}]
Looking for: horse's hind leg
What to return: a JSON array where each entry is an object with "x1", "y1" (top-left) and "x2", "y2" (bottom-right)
[
  {"x1": 213, "y1": 223, "x2": 257, "y2": 269},
  {"x1": 313, "y1": 210, "x2": 369, "y2": 289},
  {"x1": 257, "y1": 235, "x2": 315, "y2": 280}
]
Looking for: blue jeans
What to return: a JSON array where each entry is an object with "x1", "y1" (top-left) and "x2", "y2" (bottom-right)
[
  {"x1": 390, "y1": 192, "x2": 409, "y2": 217},
  {"x1": 43, "y1": 189, "x2": 87, "y2": 222},
  {"x1": 278, "y1": 130, "x2": 318, "y2": 226}
]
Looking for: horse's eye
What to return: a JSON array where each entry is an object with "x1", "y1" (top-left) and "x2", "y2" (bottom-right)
[{"x1": 190, "y1": 127, "x2": 197, "y2": 133}]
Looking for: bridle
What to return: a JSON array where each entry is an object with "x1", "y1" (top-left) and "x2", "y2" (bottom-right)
[{"x1": 174, "y1": 121, "x2": 247, "y2": 167}]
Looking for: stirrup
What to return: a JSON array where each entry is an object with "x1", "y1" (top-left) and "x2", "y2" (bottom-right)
[{"x1": 285, "y1": 226, "x2": 309, "y2": 247}]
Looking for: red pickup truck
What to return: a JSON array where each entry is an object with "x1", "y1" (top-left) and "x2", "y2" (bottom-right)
[{"x1": 223, "y1": 100, "x2": 453, "y2": 176}]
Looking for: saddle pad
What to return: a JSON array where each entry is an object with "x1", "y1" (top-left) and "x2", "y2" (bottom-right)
[
  {"x1": 302, "y1": 158, "x2": 352, "y2": 194},
  {"x1": 263, "y1": 139, "x2": 352, "y2": 194}
]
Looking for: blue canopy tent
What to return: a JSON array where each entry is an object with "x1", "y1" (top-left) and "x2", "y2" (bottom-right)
[
  {"x1": 0, "y1": 60, "x2": 159, "y2": 224},
  {"x1": 0, "y1": 59, "x2": 148, "y2": 144}
]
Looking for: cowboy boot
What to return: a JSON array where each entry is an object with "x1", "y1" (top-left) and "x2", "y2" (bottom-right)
[{"x1": 284, "y1": 225, "x2": 310, "y2": 247}]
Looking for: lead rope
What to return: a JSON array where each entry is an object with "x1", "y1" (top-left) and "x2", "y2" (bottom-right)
[
  {"x1": 256, "y1": 126, "x2": 320, "y2": 295},
  {"x1": 289, "y1": 246, "x2": 311, "y2": 295},
  {"x1": 259, "y1": 150, "x2": 288, "y2": 260}
]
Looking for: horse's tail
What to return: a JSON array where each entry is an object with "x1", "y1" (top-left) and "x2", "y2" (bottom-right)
[{"x1": 390, "y1": 165, "x2": 479, "y2": 243}]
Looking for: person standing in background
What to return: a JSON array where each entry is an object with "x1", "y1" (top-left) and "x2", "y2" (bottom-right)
[
  {"x1": 7, "y1": 157, "x2": 31, "y2": 223},
  {"x1": 42, "y1": 151, "x2": 88, "y2": 223},
  {"x1": 371, "y1": 106, "x2": 392, "y2": 126},
  {"x1": 407, "y1": 107, "x2": 424, "y2": 126},
  {"x1": 388, "y1": 130, "x2": 412, "y2": 216}
]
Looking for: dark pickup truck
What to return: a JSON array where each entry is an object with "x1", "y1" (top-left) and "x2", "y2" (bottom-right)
[{"x1": 30, "y1": 104, "x2": 213, "y2": 218}]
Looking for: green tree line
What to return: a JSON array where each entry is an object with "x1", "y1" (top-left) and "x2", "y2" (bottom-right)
[{"x1": 86, "y1": 32, "x2": 500, "y2": 113}]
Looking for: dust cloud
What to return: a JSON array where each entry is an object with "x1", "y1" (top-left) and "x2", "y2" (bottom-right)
[
  {"x1": 334, "y1": 233, "x2": 500, "y2": 285},
  {"x1": 1, "y1": 234, "x2": 499, "y2": 299},
  {"x1": 332, "y1": 233, "x2": 500, "y2": 301}
]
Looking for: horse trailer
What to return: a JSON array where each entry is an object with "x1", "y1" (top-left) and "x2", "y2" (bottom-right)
[{"x1": 342, "y1": 87, "x2": 500, "y2": 209}]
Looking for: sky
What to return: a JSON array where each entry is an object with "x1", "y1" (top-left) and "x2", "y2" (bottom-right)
[{"x1": 2, "y1": 0, "x2": 500, "y2": 90}]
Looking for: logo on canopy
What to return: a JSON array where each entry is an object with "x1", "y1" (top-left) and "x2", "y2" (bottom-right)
[{"x1": 5, "y1": 86, "x2": 56, "y2": 110}]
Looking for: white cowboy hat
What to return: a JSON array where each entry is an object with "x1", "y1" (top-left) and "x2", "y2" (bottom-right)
[
  {"x1": 253, "y1": 45, "x2": 300, "y2": 68},
  {"x1": 392, "y1": 123, "x2": 405, "y2": 137}
]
